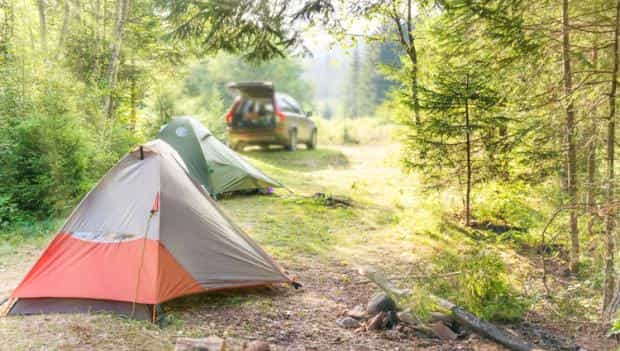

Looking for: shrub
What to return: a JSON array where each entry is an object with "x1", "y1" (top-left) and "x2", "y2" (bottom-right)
[
  {"x1": 0, "y1": 71, "x2": 96, "y2": 220},
  {"x1": 428, "y1": 248, "x2": 528, "y2": 321},
  {"x1": 313, "y1": 117, "x2": 394, "y2": 145},
  {"x1": 0, "y1": 112, "x2": 93, "y2": 216},
  {"x1": 474, "y1": 181, "x2": 543, "y2": 230}
]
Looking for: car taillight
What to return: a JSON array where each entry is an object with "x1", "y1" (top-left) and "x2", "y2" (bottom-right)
[
  {"x1": 225, "y1": 102, "x2": 239, "y2": 124},
  {"x1": 273, "y1": 97, "x2": 285, "y2": 122},
  {"x1": 225, "y1": 111, "x2": 232, "y2": 124},
  {"x1": 276, "y1": 111, "x2": 286, "y2": 122}
]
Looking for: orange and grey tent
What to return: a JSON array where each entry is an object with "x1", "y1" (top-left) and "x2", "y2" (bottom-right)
[{"x1": 3, "y1": 140, "x2": 292, "y2": 321}]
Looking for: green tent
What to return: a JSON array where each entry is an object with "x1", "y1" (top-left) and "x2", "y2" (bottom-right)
[{"x1": 158, "y1": 116, "x2": 282, "y2": 196}]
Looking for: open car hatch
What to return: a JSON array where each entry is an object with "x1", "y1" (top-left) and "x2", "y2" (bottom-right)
[{"x1": 227, "y1": 81, "x2": 275, "y2": 99}]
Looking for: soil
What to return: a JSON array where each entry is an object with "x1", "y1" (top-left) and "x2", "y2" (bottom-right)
[
  {"x1": 0, "y1": 242, "x2": 615, "y2": 350},
  {"x1": 163, "y1": 255, "x2": 611, "y2": 351}
]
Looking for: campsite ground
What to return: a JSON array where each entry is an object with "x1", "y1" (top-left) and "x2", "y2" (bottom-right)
[{"x1": 0, "y1": 125, "x2": 614, "y2": 350}]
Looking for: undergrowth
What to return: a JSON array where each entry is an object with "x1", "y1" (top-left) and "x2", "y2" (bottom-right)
[{"x1": 424, "y1": 248, "x2": 529, "y2": 322}]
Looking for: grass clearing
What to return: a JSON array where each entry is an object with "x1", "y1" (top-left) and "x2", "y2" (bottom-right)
[{"x1": 0, "y1": 134, "x2": 605, "y2": 350}]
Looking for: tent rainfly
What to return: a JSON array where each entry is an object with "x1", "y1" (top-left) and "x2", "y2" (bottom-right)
[
  {"x1": 157, "y1": 116, "x2": 282, "y2": 197},
  {"x1": 3, "y1": 140, "x2": 292, "y2": 321}
]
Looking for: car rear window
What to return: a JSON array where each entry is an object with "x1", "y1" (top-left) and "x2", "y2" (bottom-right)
[{"x1": 231, "y1": 97, "x2": 276, "y2": 129}]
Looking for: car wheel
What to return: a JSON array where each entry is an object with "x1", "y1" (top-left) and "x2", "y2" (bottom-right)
[
  {"x1": 306, "y1": 129, "x2": 317, "y2": 150},
  {"x1": 286, "y1": 129, "x2": 297, "y2": 151}
]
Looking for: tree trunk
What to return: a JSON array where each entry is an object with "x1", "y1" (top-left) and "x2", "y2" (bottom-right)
[
  {"x1": 102, "y1": 0, "x2": 129, "y2": 119},
  {"x1": 56, "y1": 0, "x2": 70, "y2": 55},
  {"x1": 464, "y1": 74, "x2": 472, "y2": 227},
  {"x1": 95, "y1": 0, "x2": 101, "y2": 40},
  {"x1": 561, "y1": 0, "x2": 579, "y2": 273},
  {"x1": 129, "y1": 58, "x2": 137, "y2": 131},
  {"x1": 102, "y1": 0, "x2": 107, "y2": 45},
  {"x1": 36, "y1": 0, "x2": 46, "y2": 52},
  {"x1": 603, "y1": 0, "x2": 620, "y2": 319},
  {"x1": 0, "y1": 0, "x2": 13, "y2": 59},
  {"x1": 586, "y1": 45, "x2": 599, "y2": 237},
  {"x1": 406, "y1": 0, "x2": 420, "y2": 124},
  {"x1": 586, "y1": 129, "x2": 597, "y2": 236}
]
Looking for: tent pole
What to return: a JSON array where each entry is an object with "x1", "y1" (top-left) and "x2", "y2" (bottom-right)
[{"x1": 131, "y1": 212, "x2": 154, "y2": 318}]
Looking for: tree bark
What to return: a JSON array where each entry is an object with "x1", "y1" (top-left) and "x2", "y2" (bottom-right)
[
  {"x1": 36, "y1": 0, "x2": 46, "y2": 52},
  {"x1": 464, "y1": 74, "x2": 472, "y2": 227},
  {"x1": 0, "y1": 0, "x2": 13, "y2": 59},
  {"x1": 586, "y1": 45, "x2": 599, "y2": 237},
  {"x1": 129, "y1": 57, "x2": 137, "y2": 131},
  {"x1": 102, "y1": 0, "x2": 129, "y2": 119},
  {"x1": 561, "y1": 0, "x2": 579, "y2": 273},
  {"x1": 603, "y1": 0, "x2": 619, "y2": 319},
  {"x1": 95, "y1": 0, "x2": 101, "y2": 40},
  {"x1": 56, "y1": 0, "x2": 70, "y2": 55},
  {"x1": 406, "y1": 0, "x2": 420, "y2": 124}
]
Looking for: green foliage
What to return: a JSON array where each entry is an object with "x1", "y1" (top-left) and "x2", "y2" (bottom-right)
[
  {"x1": 610, "y1": 317, "x2": 620, "y2": 336},
  {"x1": 0, "y1": 218, "x2": 61, "y2": 250},
  {"x1": 344, "y1": 38, "x2": 398, "y2": 118},
  {"x1": 474, "y1": 181, "x2": 544, "y2": 230},
  {"x1": 429, "y1": 248, "x2": 527, "y2": 321},
  {"x1": 0, "y1": 67, "x2": 96, "y2": 219},
  {"x1": 176, "y1": 84, "x2": 227, "y2": 139},
  {"x1": 186, "y1": 53, "x2": 314, "y2": 106},
  {"x1": 141, "y1": 53, "x2": 314, "y2": 140},
  {"x1": 313, "y1": 117, "x2": 393, "y2": 145},
  {"x1": 161, "y1": 0, "x2": 333, "y2": 60},
  {"x1": 0, "y1": 195, "x2": 24, "y2": 227}
]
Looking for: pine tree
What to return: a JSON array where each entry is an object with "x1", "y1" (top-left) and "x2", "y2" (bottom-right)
[
  {"x1": 407, "y1": 65, "x2": 505, "y2": 226},
  {"x1": 346, "y1": 42, "x2": 361, "y2": 118}
]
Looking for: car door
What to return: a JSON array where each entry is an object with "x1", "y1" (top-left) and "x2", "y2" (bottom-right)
[
  {"x1": 276, "y1": 94, "x2": 300, "y2": 136},
  {"x1": 282, "y1": 95, "x2": 311, "y2": 141}
]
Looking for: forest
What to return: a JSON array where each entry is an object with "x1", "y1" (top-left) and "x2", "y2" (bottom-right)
[{"x1": 0, "y1": 0, "x2": 619, "y2": 350}]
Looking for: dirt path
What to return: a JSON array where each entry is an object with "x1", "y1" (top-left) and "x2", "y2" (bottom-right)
[
  {"x1": 0, "y1": 254, "x2": 506, "y2": 350},
  {"x1": 165, "y1": 255, "x2": 514, "y2": 351}
]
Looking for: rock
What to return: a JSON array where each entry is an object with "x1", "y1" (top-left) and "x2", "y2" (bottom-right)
[
  {"x1": 244, "y1": 340, "x2": 270, "y2": 351},
  {"x1": 346, "y1": 304, "x2": 367, "y2": 319},
  {"x1": 384, "y1": 311, "x2": 398, "y2": 329},
  {"x1": 367, "y1": 311, "x2": 387, "y2": 330},
  {"x1": 175, "y1": 336, "x2": 226, "y2": 351},
  {"x1": 336, "y1": 316, "x2": 361, "y2": 329},
  {"x1": 367, "y1": 292, "x2": 396, "y2": 316},
  {"x1": 431, "y1": 322, "x2": 458, "y2": 341}
]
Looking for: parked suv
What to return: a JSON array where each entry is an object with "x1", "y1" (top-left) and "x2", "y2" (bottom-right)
[{"x1": 225, "y1": 81, "x2": 317, "y2": 151}]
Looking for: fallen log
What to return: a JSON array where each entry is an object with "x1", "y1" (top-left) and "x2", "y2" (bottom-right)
[{"x1": 358, "y1": 266, "x2": 545, "y2": 351}]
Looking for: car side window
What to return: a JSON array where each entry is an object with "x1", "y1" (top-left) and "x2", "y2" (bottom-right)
[
  {"x1": 285, "y1": 97, "x2": 303, "y2": 115},
  {"x1": 276, "y1": 95, "x2": 295, "y2": 113},
  {"x1": 289, "y1": 98, "x2": 305, "y2": 116}
]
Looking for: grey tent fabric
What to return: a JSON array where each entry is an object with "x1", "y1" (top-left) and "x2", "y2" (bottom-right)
[
  {"x1": 61, "y1": 139, "x2": 290, "y2": 286},
  {"x1": 8, "y1": 298, "x2": 153, "y2": 320},
  {"x1": 157, "y1": 140, "x2": 291, "y2": 287},
  {"x1": 60, "y1": 147, "x2": 161, "y2": 240},
  {"x1": 158, "y1": 116, "x2": 282, "y2": 196}
]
